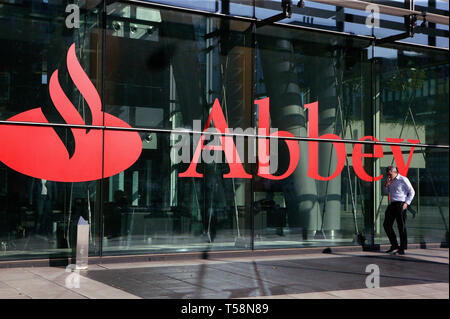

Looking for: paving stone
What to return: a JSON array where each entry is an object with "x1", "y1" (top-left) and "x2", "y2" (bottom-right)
[
  {"x1": 420, "y1": 293, "x2": 449, "y2": 299},
  {"x1": 246, "y1": 294, "x2": 297, "y2": 299},
  {"x1": 82, "y1": 250, "x2": 449, "y2": 298},
  {"x1": 420, "y1": 283, "x2": 449, "y2": 292},
  {"x1": 323, "y1": 289, "x2": 385, "y2": 299},
  {"x1": 363, "y1": 287, "x2": 412, "y2": 298},
  {"x1": 0, "y1": 281, "x2": 11, "y2": 289},
  {"x1": 392, "y1": 283, "x2": 446, "y2": 295},
  {"x1": 0, "y1": 288, "x2": 23, "y2": 298},
  {"x1": 0, "y1": 248, "x2": 448, "y2": 299},
  {"x1": 0, "y1": 269, "x2": 39, "y2": 281},
  {"x1": 288, "y1": 292, "x2": 339, "y2": 299}
]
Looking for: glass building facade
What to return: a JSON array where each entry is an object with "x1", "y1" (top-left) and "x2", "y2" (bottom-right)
[{"x1": 0, "y1": 0, "x2": 448, "y2": 261}]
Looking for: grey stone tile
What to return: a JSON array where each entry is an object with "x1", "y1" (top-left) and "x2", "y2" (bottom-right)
[
  {"x1": 388, "y1": 295, "x2": 427, "y2": 299},
  {"x1": 420, "y1": 293, "x2": 449, "y2": 299},
  {"x1": 27, "y1": 267, "x2": 69, "y2": 281},
  {"x1": 29, "y1": 290, "x2": 84, "y2": 299},
  {"x1": 166, "y1": 272, "x2": 203, "y2": 280},
  {"x1": 0, "y1": 294, "x2": 31, "y2": 299},
  {"x1": 71, "y1": 278, "x2": 141, "y2": 299},
  {"x1": 130, "y1": 287, "x2": 173, "y2": 298},
  {"x1": 279, "y1": 285, "x2": 324, "y2": 295},
  {"x1": 420, "y1": 283, "x2": 449, "y2": 292},
  {"x1": 0, "y1": 281, "x2": 11, "y2": 289},
  {"x1": 392, "y1": 283, "x2": 446, "y2": 295},
  {"x1": 0, "y1": 288, "x2": 24, "y2": 298},
  {"x1": 181, "y1": 292, "x2": 232, "y2": 299},
  {"x1": 51, "y1": 290, "x2": 88, "y2": 299},
  {"x1": 5, "y1": 278, "x2": 62, "y2": 290},
  {"x1": 4, "y1": 278, "x2": 72, "y2": 299},
  {"x1": 220, "y1": 287, "x2": 262, "y2": 298},
  {"x1": 326, "y1": 289, "x2": 384, "y2": 299},
  {"x1": 288, "y1": 292, "x2": 339, "y2": 299},
  {"x1": 363, "y1": 287, "x2": 412, "y2": 298},
  {"x1": 0, "y1": 269, "x2": 39, "y2": 281},
  {"x1": 64, "y1": 248, "x2": 450, "y2": 299},
  {"x1": 150, "y1": 279, "x2": 194, "y2": 289},
  {"x1": 247, "y1": 294, "x2": 297, "y2": 299}
]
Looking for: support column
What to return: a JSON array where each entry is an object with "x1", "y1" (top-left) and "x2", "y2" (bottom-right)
[
  {"x1": 309, "y1": 51, "x2": 343, "y2": 238},
  {"x1": 258, "y1": 37, "x2": 320, "y2": 237},
  {"x1": 160, "y1": 11, "x2": 207, "y2": 234},
  {"x1": 373, "y1": 63, "x2": 381, "y2": 236}
]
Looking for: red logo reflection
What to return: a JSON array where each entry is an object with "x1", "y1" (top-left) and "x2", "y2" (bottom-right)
[{"x1": 0, "y1": 44, "x2": 142, "y2": 182}]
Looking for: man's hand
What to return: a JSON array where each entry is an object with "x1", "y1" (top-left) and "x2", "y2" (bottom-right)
[
  {"x1": 384, "y1": 177, "x2": 392, "y2": 187},
  {"x1": 402, "y1": 203, "x2": 408, "y2": 211}
]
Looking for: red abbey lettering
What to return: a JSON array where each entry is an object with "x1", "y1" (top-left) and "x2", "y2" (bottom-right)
[
  {"x1": 178, "y1": 99, "x2": 251, "y2": 178},
  {"x1": 179, "y1": 98, "x2": 419, "y2": 182},
  {"x1": 255, "y1": 98, "x2": 299, "y2": 180},
  {"x1": 352, "y1": 136, "x2": 384, "y2": 182},
  {"x1": 385, "y1": 138, "x2": 420, "y2": 176},
  {"x1": 305, "y1": 101, "x2": 346, "y2": 181}
]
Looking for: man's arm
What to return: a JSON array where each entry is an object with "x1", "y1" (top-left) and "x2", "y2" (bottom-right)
[
  {"x1": 403, "y1": 176, "x2": 415, "y2": 205},
  {"x1": 383, "y1": 185, "x2": 389, "y2": 196},
  {"x1": 383, "y1": 177, "x2": 391, "y2": 195}
]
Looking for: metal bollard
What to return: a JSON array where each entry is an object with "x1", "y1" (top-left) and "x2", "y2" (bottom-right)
[{"x1": 76, "y1": 216, "x2": 89, "y2": 270}]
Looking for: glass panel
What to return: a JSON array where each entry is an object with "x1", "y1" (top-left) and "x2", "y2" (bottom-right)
[
  {"x1": 376, "y1": 145, "x2": 449, "y2": 246},
  {"x1": 0, "y1": 1, "x2": 103, "y2": 126},
  {"x1": 255, "y1": 24, "x2": 371, "y2": 139},
  {"x1": 141, "y1": 0, "x2": 219, "y2": 12},
  {"x1": 253, "y1": 24, "x2": 373, "y2": 248},
  {"x1": 374, "y1": 45, "x2": 449, "y2": 146},
  {"x1": 105, "y1": 2, "x2": 253, "y2": 131},
  {"x1": 102, "y1": 131, "x2": 253, "y2": 254},
  {"x1": 253, "y1": 139, "x2": 375, "y2": 248},
  {"x1": 139, "y1": 1, "x2": 254, "y2": 17},
  {"x1": 373, "y1": 43, "x2": 449, "y2": 247},
  {"x1": 252, "y1": 1, "x2": 448, "y2": 48},
  {"x1": 1, "y1": 1, "x2": 447, "y2": 261},
  {"x1": 0, "y1": 126, "x2": 101, "y2": 261}
]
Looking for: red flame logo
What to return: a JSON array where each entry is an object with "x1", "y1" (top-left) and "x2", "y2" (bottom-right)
[{"x1": 0, "y1": 43, "x2": 142, "y2": 182}]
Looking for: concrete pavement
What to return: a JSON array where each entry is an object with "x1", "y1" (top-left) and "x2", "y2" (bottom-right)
[{"x1": 0, "y1": 247, "x2": 448, "y2": 299}]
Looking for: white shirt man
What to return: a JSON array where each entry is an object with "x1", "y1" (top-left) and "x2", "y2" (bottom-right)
[
  {"x1": 384, "y1": 174, "x2": 415, "y2": 207},
  {"x1": 383, "y1": 166, "x2": 415, "y2": 255}
]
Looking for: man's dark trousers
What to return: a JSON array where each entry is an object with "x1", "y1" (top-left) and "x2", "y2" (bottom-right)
[{"x1": 383, "y1": 201, "x2": 407, "y2": 250}]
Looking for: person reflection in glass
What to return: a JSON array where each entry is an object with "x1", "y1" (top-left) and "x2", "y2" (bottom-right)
[
  {"x1": 29, "y1": 178, "x2": 56, "y2": 238},
  {"x1": 104, "y1": 190, "x2": 129, "y2": 239}
]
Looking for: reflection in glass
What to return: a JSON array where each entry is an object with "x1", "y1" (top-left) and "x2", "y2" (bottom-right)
[
  {"x1": 0, "y1": 158, "x2": 101, "y2": 260},
  {"x1": 374, "y1": 45, "x2": 449, "y2": 245},
  {"x1": 254, "y1": 25, "x2": 372, "y2": 245},
  {"x1": 0, "y1": 1, "x2": 448, "y2": 261},
  {"x1": 102, "y1": 132, "x2": 253, "y2": 254},
  {"x1": 0, "y1": 2, "x2": 102, "y2": 125}
]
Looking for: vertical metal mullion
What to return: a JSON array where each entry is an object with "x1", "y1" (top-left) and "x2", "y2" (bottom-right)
[
  {"x1": 428, "y1": 0, "x2": 437, "y2": 47},
  {"x1": 250, "y1": 0, "x2": 256, "y2": 251},
  {"x1": 369, "y1": 28, "x2": 376, "y2": 249},
  {"x1": 99, "y1": 0, "x2": 107, "y2": 258},
  {"x1": 373, "y1": 57, "x2": 381, "y2": 239}
]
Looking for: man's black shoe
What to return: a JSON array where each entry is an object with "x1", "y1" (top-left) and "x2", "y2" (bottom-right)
[
  {"x1": 396, "y1": 249, "x2": 405, "y2": 255},
  {"x1": 385, "y1": 246, "x2": 399, "y2": 253}
]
